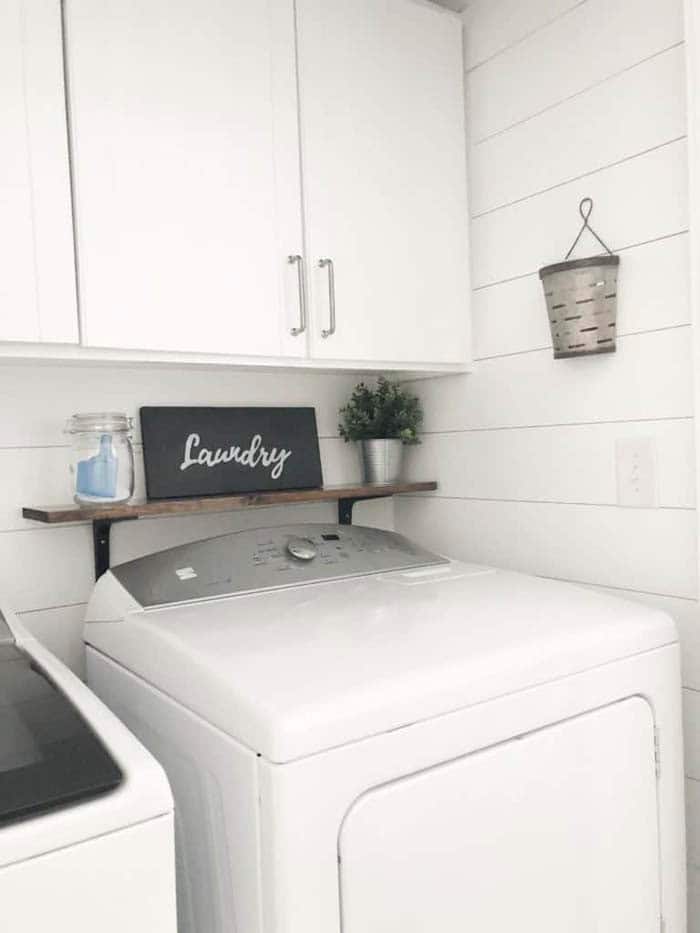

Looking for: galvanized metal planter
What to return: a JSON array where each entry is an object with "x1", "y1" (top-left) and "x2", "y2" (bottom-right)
[
  {"x1": 539, "y1": 198, "x2": 620, "y2": 360},
  {"x1": 360, "y1": 439, "x2": 404, "y2": 484}
]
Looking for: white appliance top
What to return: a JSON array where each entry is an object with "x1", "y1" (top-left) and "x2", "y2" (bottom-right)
[
  {"x1": 0, "y1": 609, "x2": 172, "y2": 868},
  {"x1": 85, "y1": 524, "x2": 678, "y2": 763}
]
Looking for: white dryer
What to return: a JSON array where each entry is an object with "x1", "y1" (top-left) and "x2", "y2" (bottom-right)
[
  {"x1": 84, "y1": 523, "x2": 686, "y2": 933},
  {"x1": 0, "y1": 607, "x2": 176, "y2": 932}
]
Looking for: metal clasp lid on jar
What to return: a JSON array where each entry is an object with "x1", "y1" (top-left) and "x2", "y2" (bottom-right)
[{"x1": 65, "y1": 412, "x2": 133, "y2": 435}]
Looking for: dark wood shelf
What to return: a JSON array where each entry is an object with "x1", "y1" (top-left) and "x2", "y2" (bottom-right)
[
  {"x1": 23, "y1": 481, "x2": 438, "y2": 579},
  {"x1": 23, "y1": 481, "x2": 436, "y2": 524}
]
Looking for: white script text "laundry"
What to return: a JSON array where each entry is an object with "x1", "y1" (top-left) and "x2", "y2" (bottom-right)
[{"x1": 179, "y1": 433, "x2": 292, "y2": 480}]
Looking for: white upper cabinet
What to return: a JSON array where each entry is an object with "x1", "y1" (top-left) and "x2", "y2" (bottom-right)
[
  {"x1": 1, "y1": 0, "x2": 78, "y2": 344},
  {"x1": 64, "y1": 0, "x2": 470, "y2": 368},
  {"x1": 296, "y1": 0, "x2": 471, "y2": 365},
  {"x1": 64, "y1": 0, "x2": 305, "y2": 357}
]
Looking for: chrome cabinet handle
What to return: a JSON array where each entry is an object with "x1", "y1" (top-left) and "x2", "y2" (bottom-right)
[
  {"x1": 319, "y1": 258, "x2": 336, "y2": 338},
  {"x1": 287, "y1": 254, "x2": 306, "y2": 336}
]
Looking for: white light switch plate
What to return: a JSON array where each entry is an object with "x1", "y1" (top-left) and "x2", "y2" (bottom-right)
[{"x1": 615, "y1": 437, "x2": 657, "y2": 507}]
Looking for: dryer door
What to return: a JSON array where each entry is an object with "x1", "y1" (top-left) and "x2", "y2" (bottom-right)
[{"x1": 339, "y1": 697, "x2": 660, "y2": 933}]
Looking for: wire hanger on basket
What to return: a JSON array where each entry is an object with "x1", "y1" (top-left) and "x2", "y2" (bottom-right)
[{"x1": 565, "y1": 197, "x2": 614, "y2": 260}]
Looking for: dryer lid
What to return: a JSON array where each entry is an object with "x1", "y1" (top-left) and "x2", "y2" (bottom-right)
[{"x1": 85, "y1": 529, "x2": 678, "y2": 763}]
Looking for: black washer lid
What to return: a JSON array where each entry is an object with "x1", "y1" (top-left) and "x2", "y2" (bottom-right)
[{"x1": 0, "y1": 640, "x2": 122, "y2": 827}]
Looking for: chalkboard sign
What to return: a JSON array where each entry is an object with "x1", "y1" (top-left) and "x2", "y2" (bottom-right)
[{"x1": 140, "y1": 407, "x2": 323, "y2": 500}]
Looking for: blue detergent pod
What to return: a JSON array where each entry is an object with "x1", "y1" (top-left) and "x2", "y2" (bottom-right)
[{"x1": 76, "y1": 433, "x2": 118, "y2": 499}]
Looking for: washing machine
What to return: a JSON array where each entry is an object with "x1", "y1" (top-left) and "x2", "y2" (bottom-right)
[
  {"x1": 84, "y1": 523, "x2": 686, "y2": 933},
  {"x1": 0, "y1": 606, "x2": 177, "y2": 932}
]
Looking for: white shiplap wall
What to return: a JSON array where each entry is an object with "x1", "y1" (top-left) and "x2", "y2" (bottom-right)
[
  {"x1": 400, "y1": 0, "x2": 700, "y2": 921},
  {"x1": 2, "y1": 362, "x2": 390, "y2": 674}
]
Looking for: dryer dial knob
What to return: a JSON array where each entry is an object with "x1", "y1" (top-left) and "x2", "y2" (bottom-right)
[{"x1": 286, "y1": 537, "x2": 318, "y2": 561}]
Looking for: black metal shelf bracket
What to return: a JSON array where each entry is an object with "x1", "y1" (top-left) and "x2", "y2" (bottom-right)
[
  {"x1": 92, "y1": 519, "x2": 115, "y2": 581},
  {"x1": 338, "y1": 494, "x2": 392, "y2": 526},
  {"x1": 92, "y1": 518, "x2": 137, "y2": 580}
]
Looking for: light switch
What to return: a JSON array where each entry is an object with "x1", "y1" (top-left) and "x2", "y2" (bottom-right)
[{"x1": 615, "y1": 437, "x2": 657, "y2": 508}]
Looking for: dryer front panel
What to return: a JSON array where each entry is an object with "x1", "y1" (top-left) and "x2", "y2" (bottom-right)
[{"x1": 339, "y1": 697, "x2": 660, "y2": 933}]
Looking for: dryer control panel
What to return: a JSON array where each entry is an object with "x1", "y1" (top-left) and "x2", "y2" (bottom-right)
[{"x1": 111, "y1": 524, "x2": 448, "y2": 609}]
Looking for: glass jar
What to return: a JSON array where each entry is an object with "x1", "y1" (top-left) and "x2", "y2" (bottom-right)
[{"x1": 65, "y1": 413, "x2": 135, "y2": 506}]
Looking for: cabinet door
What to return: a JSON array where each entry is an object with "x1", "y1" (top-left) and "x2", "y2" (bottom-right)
[
  {"x1": 65, "y1": 0, "x2": 305, "y2": 357},
  {"x1": 296, "y1": 0, "x2": 470, "y2": 366},
  {"x1": 0, "y1": 0, "x2": 78, "y2": 344}
]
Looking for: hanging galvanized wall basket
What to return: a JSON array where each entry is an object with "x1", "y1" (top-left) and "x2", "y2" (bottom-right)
[{"x1": 539, "y1": 198, "x2": 620, "y2": 359}]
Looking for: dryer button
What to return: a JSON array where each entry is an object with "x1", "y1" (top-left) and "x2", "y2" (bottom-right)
[{"x1": 286, "y1": 537, "x2": 318, "y2": 562}]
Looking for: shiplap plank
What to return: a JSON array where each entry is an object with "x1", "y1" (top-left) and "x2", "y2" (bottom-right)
[
  {"x1": 19, "y1": 603, "x2": 87, "y2": 677},
  {"x1": 414, "y1": 327, "x2": 692, "y2": 433},
  {"x1": 470, "y1": 45, "x2": 686, "y2": 214},
  {"x1": 666, "y1": 599, "x2": 700, "y2": 690},
  {"x1": 690, "y1": 778, "x2": 700, "y2": 867},
  {"x1": 394, "y1": 495, "x2": 697, "y2": 597},
  {"x1": 0, "y1": 525, "x2": 96, "y2": 612},
  {"x1": 462, "y1": 0, "x2": 583, "y2": 70},
  {"x1": 467, "y1": 0, "x2": 684, "y2": 141},
  {"x1": 473, "y1": 234, "x2": 690, "y2": 360},
  {"x1": 0, "y1": 446, "x2": 78, "y2": 529},
  {"x1": 0, "y1": 436, "x2": 359, "y2": 532},
  {"x1": 471, "y1": 139, "x2": 687, "y2": 288},
  {"x1": 0, "y1": 363, "x2": 356, "y2": 446},
  {"x1": 685, "y1": 690, "x2": 700, "y2": 780},
  {"x1": 690, "y1": 860, "x2": 700, "y2": 933},
  {"x1": 404, "y1": 419, "x2": 695, "y2": 507},
  {"x1": 687, "y1": 778, "x2": 699, "y2": 933}
]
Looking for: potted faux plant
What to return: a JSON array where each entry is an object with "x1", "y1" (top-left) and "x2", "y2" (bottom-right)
[{"x1": 339, "y1": 376, "x2": 422, "y2": 483}]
